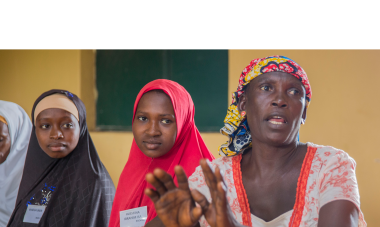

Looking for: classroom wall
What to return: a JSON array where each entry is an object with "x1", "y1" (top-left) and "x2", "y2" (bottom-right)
[
  {"x1": 0, "y1": 50, "x2": 81, "y2": 115},
  {"x1": 229, "y1": 50, "x2": 380, "y2": 225},
  {"x1": 0, "y1": 50, "x2": 378, "y2": 225}
]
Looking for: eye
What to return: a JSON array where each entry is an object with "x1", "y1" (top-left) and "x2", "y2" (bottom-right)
[
  {"x1": 41, "y1": 124, "x2": 50, "y2": 129},
  {"x1": 260, "y1": 85, "x2": 272, "y2": 91},
  {"x1": 138, "y1": 116, "x2": 147, "y2": 121},
  {"x1": 63, "y1": 123, "x2": 74, "y2": 128},
  {"x1": 289, "y1": 89, "x2": 300, "y2": 95},
  {"x1": 161, "y1": 119, "x2": 172, "y2": 124}
]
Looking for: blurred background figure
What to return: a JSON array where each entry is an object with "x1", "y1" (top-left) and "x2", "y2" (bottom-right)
[{"x1": 0, "y1": 101, "x2": 32, "y2": 226}]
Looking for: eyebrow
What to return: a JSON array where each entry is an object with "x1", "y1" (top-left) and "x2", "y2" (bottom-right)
[
  {"x1": 136, "y1": 111, "x2": 175, "y2": 118},
  {"x1": 257, "y1": 78, "x2": 303, "y2": 87},
  {"x1": 159, "y1": 114, "x2": 174, "y2": 117},
  {"x1": 256, "y1": 78, "x2": 276, "y2": 83},
  {"x1": 37, "y1": 116, "x2": 72, "y2": 121}
]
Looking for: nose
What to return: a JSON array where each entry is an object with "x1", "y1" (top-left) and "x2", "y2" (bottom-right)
[
  {"x1": 271, "y1": 92, "x2": 288, "y2": 108},
  {"x1": 146, "y1": 120, "x2": 161, "y2": 137},
  {"x1": 49, "y1": 126, "x2": 64, "y2": 140}
]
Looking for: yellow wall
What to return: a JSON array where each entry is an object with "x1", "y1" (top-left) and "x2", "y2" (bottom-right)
[
  {"x1": 229, "y1": 50, "x2": 380, "y2": 225},
  {"x1": 0, "y1": 50, "x2": 81, "y2": 116},
  {"x1": 0, "y1": 49, "x2": 226, "y2": 184},
  {"x1": 1, "y1": 50, "x2": 378, "y2": 225}
]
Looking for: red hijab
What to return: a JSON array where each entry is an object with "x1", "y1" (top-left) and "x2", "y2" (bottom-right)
[{"x1": 109, "y1": 79, "x2": 215, "y2": 227}]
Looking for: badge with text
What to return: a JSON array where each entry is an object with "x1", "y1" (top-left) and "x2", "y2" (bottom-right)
[
  {"x1": 23, "y1": 205, "x2": 46, "y2": 224},
  {"x1": 120, "y1": 206, "x2": 148, "y2": 227}
]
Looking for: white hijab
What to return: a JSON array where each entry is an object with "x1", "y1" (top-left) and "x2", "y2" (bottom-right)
[{"x1": 0, "y1": 101, "x2": 32, "y2": 226}]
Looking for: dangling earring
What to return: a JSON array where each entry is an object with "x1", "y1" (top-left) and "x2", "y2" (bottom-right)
[
  {"x1": 301, "y1": 119, "x2": 305, "y2": 125},
  {"x1": 241, "y1": 111, "x2": 246, "y2": 117}
]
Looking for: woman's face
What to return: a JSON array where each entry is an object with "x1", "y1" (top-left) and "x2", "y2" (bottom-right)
[
  {"x1": 35, "y1": 108, "x2": 80, "y2": 158},
  {"x1": 0, "y1": 121, "x2": 11, "y2": 164},
  {"x1": 238, "y1": 72, "x2": 307, "y2": 146},
  {"x1": 132, "y1": 91, "x2": 177, "y2": 158}
]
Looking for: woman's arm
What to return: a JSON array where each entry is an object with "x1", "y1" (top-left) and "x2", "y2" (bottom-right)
[
  {"x1": 317, "y1": 150, "x2": 363, "y2": 226},
  {"x1": 318, "y1": 200, "x2": 358, "y2": 227}
]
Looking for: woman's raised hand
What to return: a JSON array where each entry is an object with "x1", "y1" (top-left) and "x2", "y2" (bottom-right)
[
  {"x1": 145, "y1": 160, "x2": 247, "y2": 227},
  {"x1": 145, "y1": 166, "x2": 203, "y2": 227},
  {"x1": 191, "y1": 159, "x2": 247, "y2": 227}
]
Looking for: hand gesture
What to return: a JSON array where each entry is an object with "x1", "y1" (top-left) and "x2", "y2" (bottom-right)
[
  {"x1": 145, "y1": 166, "x2": 202, "y2": 227},
  {"x1": 191, "y1": 159, "x2": 247, "y2": 227}
]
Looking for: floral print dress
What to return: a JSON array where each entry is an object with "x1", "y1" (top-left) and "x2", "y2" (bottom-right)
[{"x1": 188, "y1": 143, "x2": 366, "y2": 227}]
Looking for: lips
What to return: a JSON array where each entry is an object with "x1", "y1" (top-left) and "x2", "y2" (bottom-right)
[
  {"x1": 266, "y1": 114, "x2": 287, "y2": 125},
  {"x1": 143, "y1": 140, "x2": 161, "y2": 150},
  {"x1": 48, "y1": 143, "x2": 66, "y2": 152}
]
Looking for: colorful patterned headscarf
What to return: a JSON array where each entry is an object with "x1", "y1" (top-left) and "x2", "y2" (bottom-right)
[{"x1": 219, "y1": 55, "x2": 312, "y2": 157}]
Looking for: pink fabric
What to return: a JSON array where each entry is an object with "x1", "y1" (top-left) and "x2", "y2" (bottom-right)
[{"x1": 109, "y1": 79, "x2": 215, "y2": 227}]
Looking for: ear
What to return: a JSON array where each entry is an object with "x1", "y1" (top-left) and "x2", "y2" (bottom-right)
[
  {"x1": 301, "y1": 106, "x2": 307, "y2": 124},
  {"x1": 238, "y1": 93, "x2": 247, "y2": 112}
]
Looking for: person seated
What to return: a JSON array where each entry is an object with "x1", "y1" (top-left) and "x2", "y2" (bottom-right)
[
  {"x1": 7, "y1": 90, "x2": 115, "y2": 227},
  {"x1": 0, "y1": 101, "x2": 32, "y2": 226},
  {"x1": 144, "y1": 56, "x2": 366, "y2": 227},
  {"x1": 108, "y1": 79, "x2": 214, "y2": 227}
]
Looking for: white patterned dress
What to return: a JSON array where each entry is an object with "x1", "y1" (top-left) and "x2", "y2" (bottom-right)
[{"x1": 188, "y1": 143, "x2": 366, "y2": 227}]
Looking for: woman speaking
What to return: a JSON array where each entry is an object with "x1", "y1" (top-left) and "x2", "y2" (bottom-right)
[{"x1": 144, "y1": 56, "x2": 366, "y2": 227}]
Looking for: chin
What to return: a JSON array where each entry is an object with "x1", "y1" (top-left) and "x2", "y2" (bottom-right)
[
  {"x1": 264, "y1": 134, "x2": 294, "y2": 146},
  {"x1": 142, "y1": 149, "x2": 168, "y2": 158},
  {"x1": 43, "y1": 150, "x2": 69, "y2": 159},
  {"x1": 148, "y1": 152, "x2": 163, "y2": 158}
]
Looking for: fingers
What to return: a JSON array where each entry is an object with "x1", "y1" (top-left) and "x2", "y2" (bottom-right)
[
  {"x1": 144, "y1": 188, "x2": 160, "y2": 203},
  {"x1": 145, "y1": 168, "x2": 177, "y2": 197},
  {"x1": 154, "y1": 168, "x2": 177, "y2": 191},
  {"x1": 174, "y1": 165, "x2": 190, "y2": 191},
  {"x1": 190, "y1": 206, "x2": 203, "y2": 223},
  {"x1": 216, "y1": 181, "x2": 227, "y2": 211},
  {"x1": 200, "y1": 159, "x2": 218, "y2": 192},
  {"x1": 191, "y1": 189, "x2": 210, "y2": 214},
  {"x1": 146, "y1": 172, "x2": 168, "y2": 196},
  {"x1": 215, "y1": 166, "x2": 226, "y2": 186}
]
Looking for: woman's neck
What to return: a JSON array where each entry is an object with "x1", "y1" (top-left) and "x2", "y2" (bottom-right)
[{"x1": 241, "y1": 138, "x2": 305, "y2": 178}]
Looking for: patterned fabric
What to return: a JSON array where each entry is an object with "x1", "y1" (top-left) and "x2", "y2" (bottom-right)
[
  {"x1": 219, "y1": 56, "x2": 312, "y2": 157},
  {"x1": 188, "y1": 143, "x2": 366, "y2": 227}
]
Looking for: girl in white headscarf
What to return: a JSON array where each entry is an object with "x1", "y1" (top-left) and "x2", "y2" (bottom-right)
[{"x1": 0, "y1": 101, "x2": 32, "y2": 226}]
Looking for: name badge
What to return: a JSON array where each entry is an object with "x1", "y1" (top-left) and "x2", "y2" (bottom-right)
[
  {"x1": 120, "y1": 206, "x2": 147, "y2": 227},
  {"x1": 23, "y1": 205, "x2": 46, "y2": 224}
]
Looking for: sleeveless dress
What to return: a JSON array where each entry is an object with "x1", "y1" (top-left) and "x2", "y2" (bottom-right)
[{"x1": 188, "y1": 143, "x2": 366, "y2": 227}]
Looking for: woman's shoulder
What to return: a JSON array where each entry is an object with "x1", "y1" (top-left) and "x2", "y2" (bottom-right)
[
  {"x1": 190, "y1": 156, "x2": 233, "y2": 175},
  {"x1": 307, "y1": 142, "x2": 357, "y2": 168},
  {"x1": 188, "y1": 156, "x2": 234, "y2": 187}
]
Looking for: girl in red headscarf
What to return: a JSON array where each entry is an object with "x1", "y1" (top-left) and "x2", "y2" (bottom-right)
[{"x1": 108, "y1": 79, "x2": 214, "y2": 227}]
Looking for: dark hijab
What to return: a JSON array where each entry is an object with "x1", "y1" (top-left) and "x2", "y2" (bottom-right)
[{"x1": 7, "y1": 89, "x2": 115, "y2": 227}]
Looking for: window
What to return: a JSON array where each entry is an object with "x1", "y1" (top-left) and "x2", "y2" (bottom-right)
[{"x1": 96, "y1": 50, "x2": 228, "y2": 131}]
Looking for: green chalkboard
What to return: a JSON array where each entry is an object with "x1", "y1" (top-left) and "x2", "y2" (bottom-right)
[{"x1": 96, "y1": 50, "x2": 228, "y2": 131}]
